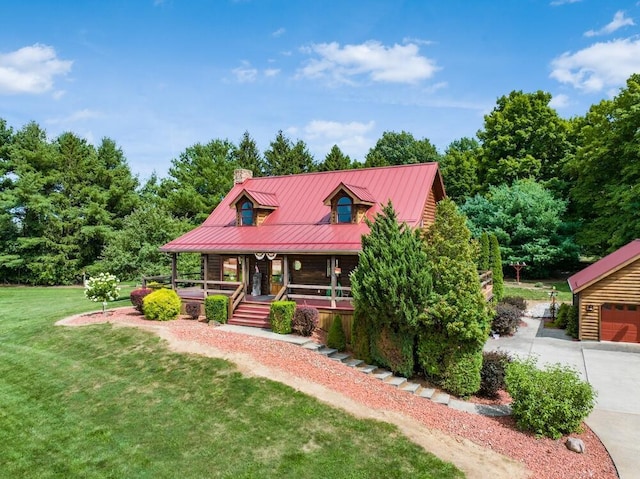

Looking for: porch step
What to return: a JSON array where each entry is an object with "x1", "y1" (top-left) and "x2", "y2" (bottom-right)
[{"x1": 229, "y1": 302, "x2": 271, "y2": 328}]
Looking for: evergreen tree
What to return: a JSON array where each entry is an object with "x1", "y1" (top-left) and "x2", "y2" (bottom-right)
[
  {"x1": 350, "y1": 201, "x2": 432, "y2": 377},
  {"x1": 159, "y1": 139, "x2": 237, "y2": 223},
  {"x1": 418, "y1": 198, "x2": 491, "y2": 396},
  {"x1": 234, "y1": 131, "x2": 265, "y2": 176},
  {"x1": 263, "y1": 131, "x2": 315, "y2": 176},
  {"x1": 319, "y1": 144, "x2": 352, "y2": 171},
  {"x1": 490, "y1": 234, "x2": 504, "y2": 301},
  {"x1": 478, "y1": 232, "x2": 490, "y2": 271}
]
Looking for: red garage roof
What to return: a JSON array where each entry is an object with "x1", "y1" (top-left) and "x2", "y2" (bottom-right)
[
  {"x1": 568, "y1": 239, "x2": 640, "y2": 293},
  {"x1": 161, "y1": 163, "x2": 445, "y2": 254}
]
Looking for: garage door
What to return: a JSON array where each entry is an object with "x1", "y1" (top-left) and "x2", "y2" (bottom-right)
[{"x1": 601, "y1": 303, "x2": 640, "y2": 343}]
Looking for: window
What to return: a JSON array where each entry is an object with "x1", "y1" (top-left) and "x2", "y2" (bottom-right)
[
  {"x1": 336, "y1": 196, "x2": 352, "y2": 223},
  {"x1": 223, "y1": 257, "x2": 239, "y2": 282},
  {"x1": 240, "y1": 201, "x2": 254, "y2": 226}
]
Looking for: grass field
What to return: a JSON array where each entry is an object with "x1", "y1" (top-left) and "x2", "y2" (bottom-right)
[
  {"x1": 504, "y1": 279, "x2": 573, "y2": 303},
  {"x1": 0, "y1": 287, "x2": 462, "y2": 479}
]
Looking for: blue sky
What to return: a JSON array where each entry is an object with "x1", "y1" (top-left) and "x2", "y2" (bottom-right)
[{"x1": 1, "y1": 0, "x2": 639, "y2": 180}]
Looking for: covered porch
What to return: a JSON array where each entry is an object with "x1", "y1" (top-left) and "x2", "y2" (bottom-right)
[{"x1": 162, "y1": 252, "x2": 355, "y2": 320}]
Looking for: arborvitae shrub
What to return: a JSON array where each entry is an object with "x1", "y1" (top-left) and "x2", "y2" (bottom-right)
[
  {"x1": 143, "y1": 289, "x2": 181, "y2": 321},
  {"x1": 555, "y1": 303, "x2": 570, "y2": 329},
  {"x1": 327, "y1": 315, "x2": 346, "y2": 351},
  {"x1": 479, "y1": 350, "x2": 512, "y2": 398},
  {"x1": 506, "y1": 358, "x2": 597, "y2": 439},
  {"x1": 351, "y1": 309, "x2": 372, "y2": 363},
  {"x1": 205, "y1": 295, "x2": 228, "y2": 323},
  {"x1": 130, "y1": 287, "x2": 153, "y2": 313},
  {"x1": 566, "y1": 304, "x2": 579, "y2": 338},
  {"x1": 478, "y1": 232, "x2": 490, "y2": 271},
  {"x1": 492, "y1": 303, "x2": 521, "y2": 336},
  {"x1": 185, "y1": 302, "x2": 201, "y2": 320},
  {"x1": 489, "y1": 234, "x2": 504, "y2": 301},
  {"x1": 292, "y1": 306, "x2": 319, "y2": 336},
  {"x1": 370, "y1": 325, "x2": 414, "y2": 378},
  {"x1": 270, "y1": 301, "x2": 296, "y2": 334},
  {"x1": 501, "y1": 296, "x2": 527, "y2": 314},
  {"x1": 441, "y1": 344, "x2": 483, "y2": 398}
]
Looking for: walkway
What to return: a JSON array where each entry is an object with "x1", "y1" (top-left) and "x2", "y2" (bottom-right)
[{"x1": 484, "y1": 303, "x2": 640, "y2": 479}]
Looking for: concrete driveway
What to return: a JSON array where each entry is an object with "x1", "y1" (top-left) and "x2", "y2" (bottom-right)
[{"x1": 485, "y1": 314, "x2": 640, "y2": 479}]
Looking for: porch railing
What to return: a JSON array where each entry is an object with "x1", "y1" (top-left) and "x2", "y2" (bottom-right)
[
  {"x1": 286, "y1": 283, "x2": 352, "y2": 308},
  {"x1": 479, "y1": 270, "x2": 493, "y2": 301}
]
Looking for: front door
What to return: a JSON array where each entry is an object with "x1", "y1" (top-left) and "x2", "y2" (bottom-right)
[{"x1": 269, "y1": 258, "x2": 283, "y2": 295}]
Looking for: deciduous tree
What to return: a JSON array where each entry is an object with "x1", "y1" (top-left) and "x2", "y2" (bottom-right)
[{"x1": 364, "y1": 131, "x2": 440, "y2": 168}]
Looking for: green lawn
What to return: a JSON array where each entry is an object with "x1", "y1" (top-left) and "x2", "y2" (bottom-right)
[
  {"x1": 503, "y1": 279, "x2": 572, "y2": 303},
  {"x1": 0, "y1": 287, "x2": 462, "y2": 479}
]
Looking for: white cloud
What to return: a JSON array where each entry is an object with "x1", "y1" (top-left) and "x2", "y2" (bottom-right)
[
  {"x1": 297, "y1": 40, "x2": 439, "y2": 85},
  {"x1": 0, "y1": 44, "x2": 72, "y2": 95},
  {"x1": 550, "y1": 38, "x2": 640, "y2": 92},
  {"x1": 232, "y1": 61, "x2": 258, "y2": 83},
  {"x1": 402, "y1": 37, "x2": 435, "y2": 46},
  {"x1": 264, "y1": 68, "x2": 280, "y2": 77},
  {"x1": 300, "y1": 120, "x2": 376, "y2": 159},
  {"x1": 549, "y1": 93, "x2": 570, "y2": 109},
  {"x1": 550, "y1": 0, "x2": 581, "y2": 6},
  {"x1": 584, "y1": 11, "x2": 635, "y2": 37},
  {"x1": 46, "y1": 108, "x2": 101, "y2": 125},
  {"x1": 272, "y1": 27, "x2": 285, "y2": 38}
]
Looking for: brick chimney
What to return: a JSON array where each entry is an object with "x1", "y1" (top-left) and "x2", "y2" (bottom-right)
[{"x1": 234, "y1": 168, "x2": 253, "y2": 184}]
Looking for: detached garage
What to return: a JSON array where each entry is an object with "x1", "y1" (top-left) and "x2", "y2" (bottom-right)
[{"x1": 568, "y1": 239, "x2": 640, "y2": 343}]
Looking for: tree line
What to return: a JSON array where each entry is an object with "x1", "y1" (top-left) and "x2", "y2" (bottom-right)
[{"x1": 1, "y1": 73, "x2": 638, "y2": 284}]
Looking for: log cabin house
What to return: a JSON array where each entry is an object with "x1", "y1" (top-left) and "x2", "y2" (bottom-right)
[
  {"x1": 568, "y1": 239, "x2": 640, "y2": 343},
  {"x1": 160, "y1": 163, "x2": 456, "y2": 333}
]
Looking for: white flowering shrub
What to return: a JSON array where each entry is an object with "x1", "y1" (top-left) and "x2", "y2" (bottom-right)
[{"x1": 85, "y1": 272, "x2": 120, "y2": 313}]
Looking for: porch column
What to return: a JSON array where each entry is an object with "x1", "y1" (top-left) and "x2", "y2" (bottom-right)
[
  {"x1": 330, "y1": 255, "x2": 337, "y2": 308},
  {"x1": 203, "y1": 254, "x2": 209, "y2": 297},
  {"x1": 242, "y1": 255, "x2": 248, "y2": 295},
  {"x1": 171, "y1": 253, "x2": 177, "y2": 290},
  {"x1": 283, "y1": 255, "x2": 289, "y2": 287}
]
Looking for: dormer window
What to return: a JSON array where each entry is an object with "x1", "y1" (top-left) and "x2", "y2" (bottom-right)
[
  {"x1": 323, "y1": 182, "x2": 375, "y2": 225},
  {"x1": 336, "y1": 196, "x2": 352, "y2": 223},
  {"x1": 230, "y1": 189, "x2": 279, "y2": 227},
  {"x1": 240, "y1": 201, "x2": 254, "y2": 226}
]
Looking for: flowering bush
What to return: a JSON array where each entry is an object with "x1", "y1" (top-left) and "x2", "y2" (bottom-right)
[{"x1": 85, "y1": 272, "x2": 120, "y2": 314}]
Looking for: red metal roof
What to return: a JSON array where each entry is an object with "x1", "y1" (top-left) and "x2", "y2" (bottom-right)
[
  {"x1": 230, "y1": 189, "x2": 280, "y2": 208},
  {"x1": 161, "y1": 163, "x2": 445, "y2": 254},
  {"x1": 567, "y1": 239, "x2": 640, "y2": 293}
]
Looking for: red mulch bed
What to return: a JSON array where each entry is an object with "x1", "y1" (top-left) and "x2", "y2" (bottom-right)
[{"x1": 58, "y1": 307, "x2": 617, "y2": 479}]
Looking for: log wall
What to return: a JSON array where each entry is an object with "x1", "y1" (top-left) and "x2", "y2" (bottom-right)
[{"x1": 578, "y1": 258, "x2": 640, "y2": 340}]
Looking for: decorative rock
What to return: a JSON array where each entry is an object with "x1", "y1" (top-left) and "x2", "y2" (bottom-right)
[{"x1": 565, "y1": 437, "x2": 586, "y2": 454}]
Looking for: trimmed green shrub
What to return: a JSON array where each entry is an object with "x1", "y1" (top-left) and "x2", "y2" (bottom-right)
[
  {"x1": 478, "y1": 232, "x2": 490, "y2": 271},
  {"x1": 146, "y1": 281, "x2": 165, "y2": 290},
  {"x1": 555, "y1": 303, "x2": 570, "y2": 329},
  {"x1": 370, "y1": 325, "x2": 414, "y2": 377},
  {"x1": 185, "y1": 302, "x2": 201, "y2": 320},
  {"x1": 130, "y1": 287, "x2": 153, "y2": 313},
  {"x1": 292, "y1": 306, "x2": 319, "y2": 336},
  {"x1": 441, "y1": 345, "x2": 483, "y2": 398},
  {"x1": 479, "y1": 351, "x2": 512, "y2": 398},
  {"x1": 351, "y1": 309, "x2": 372, "y2": 363},
  {"x1": 501, "y1": 296, "x2": 527, "y2": 314},
  {"x1": 489, "y1": 234, "x2": 504, "y2": 302},
  {"x1": 492, "y1": 303, "x2": 521, "y2": 336},
  {"x1": 205, "y1": 295, "x2": 228, "y2": 324},
  {"x1": 270, "y1": 301, "x2": 296, "y2": 334},
  {"x1": 566, "y1": 304, "x2": 579, "y2": 338},
  {"x1": 327, "y1": 315, "x2": 346, "y2": 351},
  {"x1": 505, "y1": 358, "x2": 597, "y2": 439},
  {"x1": 143, "y1": 289, "x2": 181, "y2": 321}
]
